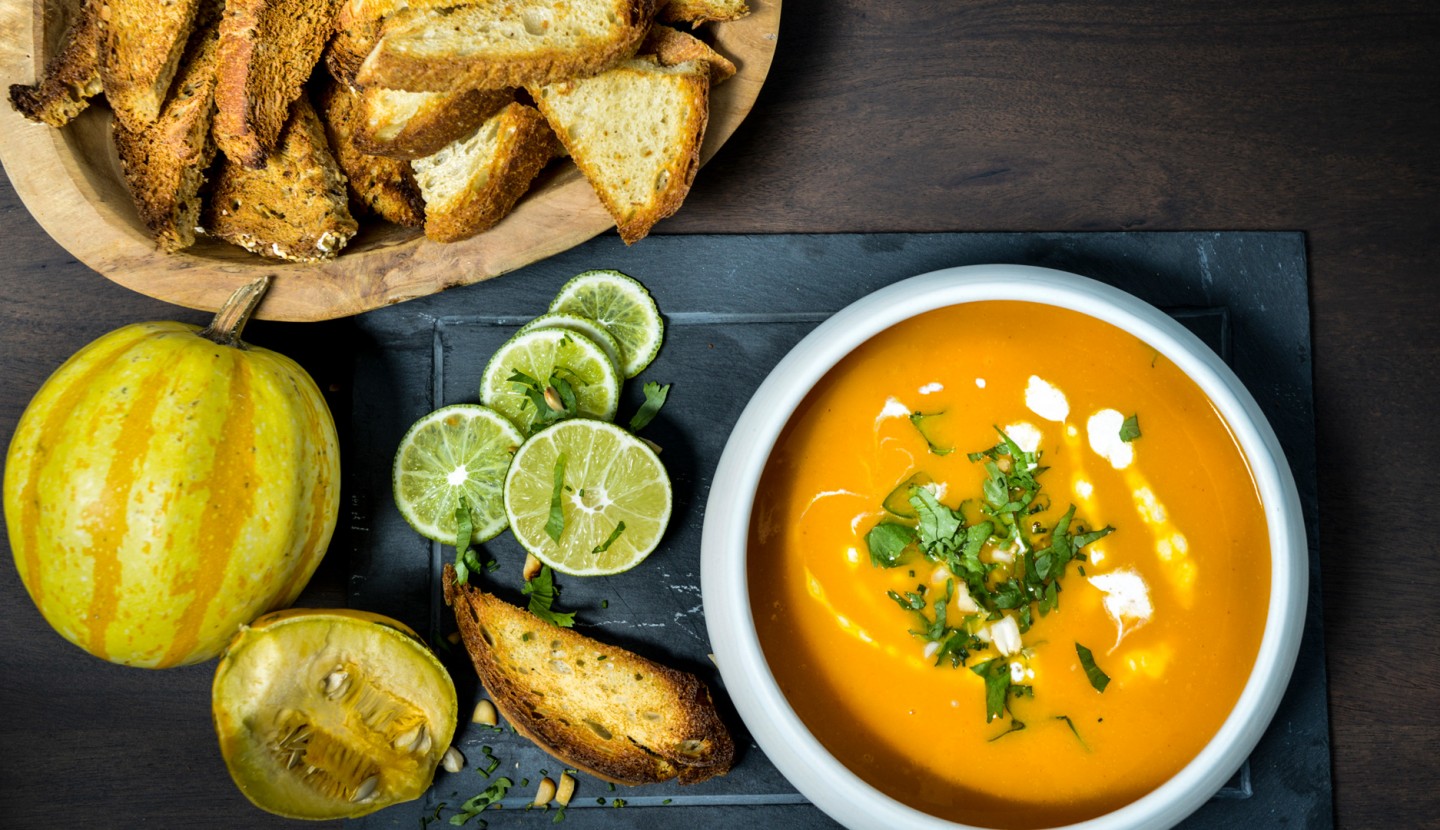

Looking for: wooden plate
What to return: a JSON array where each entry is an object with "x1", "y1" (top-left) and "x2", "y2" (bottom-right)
[{"x1": 0, "y1": 1, "x2": 780, "y2": 321}]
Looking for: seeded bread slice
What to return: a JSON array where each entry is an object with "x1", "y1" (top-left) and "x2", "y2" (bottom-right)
[
  {"x1": 99, "y1": 0, "x2": 204, "y2": 129},
  {"x1": 353, "y1": 86, "x2": 511, "y2": 160},
  {"x1": 317, "y1": 81, "x2": 424, "y2": 228},
  {"x1": 203, "y1": 97, "x2": 358, "y2": 261},
  {"x1": 113, "y1": 13, "x2": 222, "y2": 252},
  {"x1": 659, "y1": 0, "x2": 750, "y2": 25},
  {"x1": 7, "y1": 0, "x2": 103, "y2": 127},
  {"x1": 442, "y1": 566, "x2": 735, "y2": 786},
  {"x1": 323, "y1": 0, "x2": 379, "y2": 86},
  {"x1": 531, "y1": 56, "x2": 709, "y2": 245},
  {"x1": 410, "y1": 101, "x2": 561, "y2": 243},
  {"x1": 641, "y1": 24, "x2": 736, "y2": 83},
  {"x1": 214, "y1": 0, "x2": 345, "y2": 168},
  {"x1": 356, "y1": 0, "x2": 659, "y2": 93}
]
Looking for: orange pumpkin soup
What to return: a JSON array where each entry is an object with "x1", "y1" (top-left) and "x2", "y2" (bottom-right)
[{"x1": 750, "y1": 301, "x2": 1268, "y2": 828}]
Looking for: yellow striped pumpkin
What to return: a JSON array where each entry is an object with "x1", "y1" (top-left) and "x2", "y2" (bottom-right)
[{"x1": 3, "y1": 278, "x2": 339, "y2": 668}]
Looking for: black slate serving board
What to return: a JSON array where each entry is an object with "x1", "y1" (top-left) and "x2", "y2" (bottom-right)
[{"x1": 344, "y1": 232, "x2": 1330, "y2": 829}]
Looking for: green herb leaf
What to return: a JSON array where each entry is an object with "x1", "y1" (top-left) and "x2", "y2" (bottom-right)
[
  {"x1": 882, "y1": 471, "x2": 933, "y2": 518},
  {"x1": 453, "y1": 497, "x2": 485, "y2": 586},
  {"x1": 545, "y1": 453, "x2": 567, "y2": 542},
  {"x1": 909, "y1": 411, "x2": 954, "y2": 455},
  {"x1": 886, "y1": 586, "x2": 927, "y2": 611},
  {"x1": 1119, "y1": 413, "x2": 1141, "y2": 442},
  {"x1": 910, "y1": 487, "x2": 962, "y2": 549},
  {"x1": 524, "y1": 565, "x2": 576, "y2": 628},
  {"x1": 865, "y1": 521, "x2": 917, "y2": 568},
  {"x1": 628, "y1": 382, "x2": 670, "y2": 432},
  {"x1": 1055, "y1": 715, "x2": 1089, "y2": 749},
  {"x1": 450, "y1": 777, "x2": 512, "y2": 825},
  {"x1": 592, "y1": 521, "x2": 627, "y2": 554},
  {"x1": 1076, "y1": 642, "x2": 1111, "y2": 692},
  {"x1": 986, "y1": 718, "x2": 1027, "y2": 742},
  {"x1": 970, "y1": 658, "x2": 1013, "y2": 723}
]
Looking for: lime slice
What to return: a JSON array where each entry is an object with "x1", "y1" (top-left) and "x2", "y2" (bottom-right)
[
  {"x1": 517, "y1": 311, "x2": 624, "y2": 378},
  {"x1": 548, "y1": 270, "x2": 664, "y2": 378},
  {"x1": 504, "y1": 419, "x2": 672, "y2": 576},
  {"x1": 480, "y1": 327, "x2": 622, "y2": 434},
  {"x1": 392, "y1": 404, "x2": 524, "y2": 544}
]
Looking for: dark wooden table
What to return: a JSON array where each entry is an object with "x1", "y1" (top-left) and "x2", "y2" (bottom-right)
[{"x1": 2, "y1": 2, "x2": 1436, "y2": 827}]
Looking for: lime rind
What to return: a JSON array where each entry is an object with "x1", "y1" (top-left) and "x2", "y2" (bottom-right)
[
  {"x1": 548, "y1": 270, "x2": 664, "y2": 379},
  {"x1": 392, "y1": 404, "x2": 524, "y2": 545},
  {"x1": 516, "y1": 311, "x2": 624, "y2": 379},
  {"x1": 479, "y1": 327, "x2": 622, "y2": 434},
  {"x1": 503, "y1": 419, "x2": 672, "y2": 576}
]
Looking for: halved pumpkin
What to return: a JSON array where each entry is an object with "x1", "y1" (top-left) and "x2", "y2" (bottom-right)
[{"x1": 212, "y1": 609, "x2": 457, "y2": 820}]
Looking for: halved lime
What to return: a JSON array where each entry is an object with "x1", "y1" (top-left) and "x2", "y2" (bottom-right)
[
  {"x1": 548, "y1": 270, "x2": 664, "y2": 378},
  {"x1": 479, "y1": 327, "x2": 621, "y2": 434},
  {"x1": 504, "y1": 419, "x2": 672, "y2": 576},
  {"x1": 517, "y1": 311, "x2": 624, "y2": 379},
  {"x1": 392, "y1": 404, "x2": 524, "y2": 544}
]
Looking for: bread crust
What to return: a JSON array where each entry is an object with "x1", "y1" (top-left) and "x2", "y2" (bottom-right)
[
  {"x1": 113, "y1": 12, "x2": 222, "y2": 252},
  {"x1": 353, "y1": 86, "x2": 511, "y2": 160},
  {"x1": 658, "y1": 0, "x2": 750, "y2": 26},
  {"x1": 641, "y1": 24, "x2": 737, "y2": 83},
  {"x1": 7, "y1": 0, "x2": 104, "y2": 127},
  {"x1": 533, "y1": 57, "x2": 709, "y2": 245},
  {"x1": 214, "y1": 0, "x2": 345, "y2": 168},
  {"x1": 412, "y1": 102, "x2": 561, "y2": 243},
  {"x1": 317, "y1": 81, "x2": 424, "y2": 228},
  {"x1": 203, "y1": 97, "x2": 358, "y2": 261},
  {"x1": 99, "y1": 0, "x2": 204, "y2": 129},
  {"x1": 443, "y1": 565, "x2": 735, "y2": 785},
  {"x1": 355, "y1": 0, "x2": 658, "y2": 93}
]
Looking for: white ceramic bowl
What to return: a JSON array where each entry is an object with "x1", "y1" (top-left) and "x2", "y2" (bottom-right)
[{"x1": 700, "y1": 264, "x2": 1307, "y2": 830}]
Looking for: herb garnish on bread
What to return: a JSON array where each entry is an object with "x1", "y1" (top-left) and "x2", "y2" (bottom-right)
[{"x1": 442, "y1": 565, "x2": 735, "y2": 786}]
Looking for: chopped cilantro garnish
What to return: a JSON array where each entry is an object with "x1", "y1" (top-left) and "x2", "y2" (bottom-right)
[
  {"x1": 970, "y1": 658, "x2": 1013, "y2": 723},
  {"x1": 1119, "y1": 413, "x2": 1141, "y2": 442},
  {"x1": 1076, "y1": 642, "x2": 1111, "y2": 692},
  {"x1": 523, "y1": 565, "x2": 576, "y2": 628},
  {"x1": 452, "y1": 497, "x2": 486, "y2": 586},
  {"x1": 628, "y1": 381, "x2": 670, "y2": 432},
  {"x1": 909, "y1": 411, "x2": 954, "y2": 455},
  {"x1": 592, "y1": 521, "x2": 627, "y2": 554},
  {"x1": 865, "y1": 521, "x2": 917, "y2": 567},
  {"x1": 1055, "y1": 714, "x2": 1089, "y2": 749},
  {"x1": 545, "y1": 453, "x2": 567, "y2": 542},
  {"x1": 449, "y1": 777, "x2": 511, "y2": 825}
]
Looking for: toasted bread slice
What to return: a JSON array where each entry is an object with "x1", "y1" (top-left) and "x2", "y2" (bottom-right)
[
  {"x1": 356, "y1": 0, "x2": 658, "y2": 93},
  {"x1": 411, "y1": 101, "x2": 560, "y2": 242},
  {"x1": 7, "y1": 0, "x2": 103, "y2": 127},
  {"x1": 532, "y1": 56, "x2": 709, "y2": 244},
  {"x1": 113, "y1": 14, "x2": 222, "y2": 252},
  {"x1": 442, "y1": 566, "x2": 735, "y2": 785},
  {"x1": 641, "y1": 24, "x2": 736, "y2": 83},
  {"x1": 99, "y1": 0, "x2": 204, "y2": 129},
  {"x1": 659, "y1": 0, "x2": 750, "y2": 25},
  {"x1": 214, "y1": 0, "x2": 345, "y2": 168},
  {"x1": 353, "y1": 86, "x2": 511, "y2": 160},
  {"x1": 318, "y1": 81, "x2": 424, "y2": 227},
  {"x1": 203, "y1": 97, "x2": 358, "y2": 261},
  {"x1": 323, "y1": 0, "x2": 379, "y2": 86}
]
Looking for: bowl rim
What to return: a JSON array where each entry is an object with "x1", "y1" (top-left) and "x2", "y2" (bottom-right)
[{"x1": 700, "y1": 264, "x2": 1308, "y2": 830}]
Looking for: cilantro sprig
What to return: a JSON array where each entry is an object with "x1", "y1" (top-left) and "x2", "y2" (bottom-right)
[
  {"x1": 863, "y1": 425, "x2": 1118, "y2": 727},
  {"x1": 524, "y1": 564, "x2": 576, "y2": 628}
]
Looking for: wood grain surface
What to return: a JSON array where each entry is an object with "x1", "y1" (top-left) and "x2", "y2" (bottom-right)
[
  {"x1": 2, "y1": 1, "x2": 1437, "y2": 828},
  {"x1": 0, "y1": 0, "x2": 780, "y2": 321}
]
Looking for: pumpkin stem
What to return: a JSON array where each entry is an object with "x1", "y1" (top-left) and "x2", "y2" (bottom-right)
[{"x1": 198, "y1": 276, "x2": 273, "y2": 348}]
